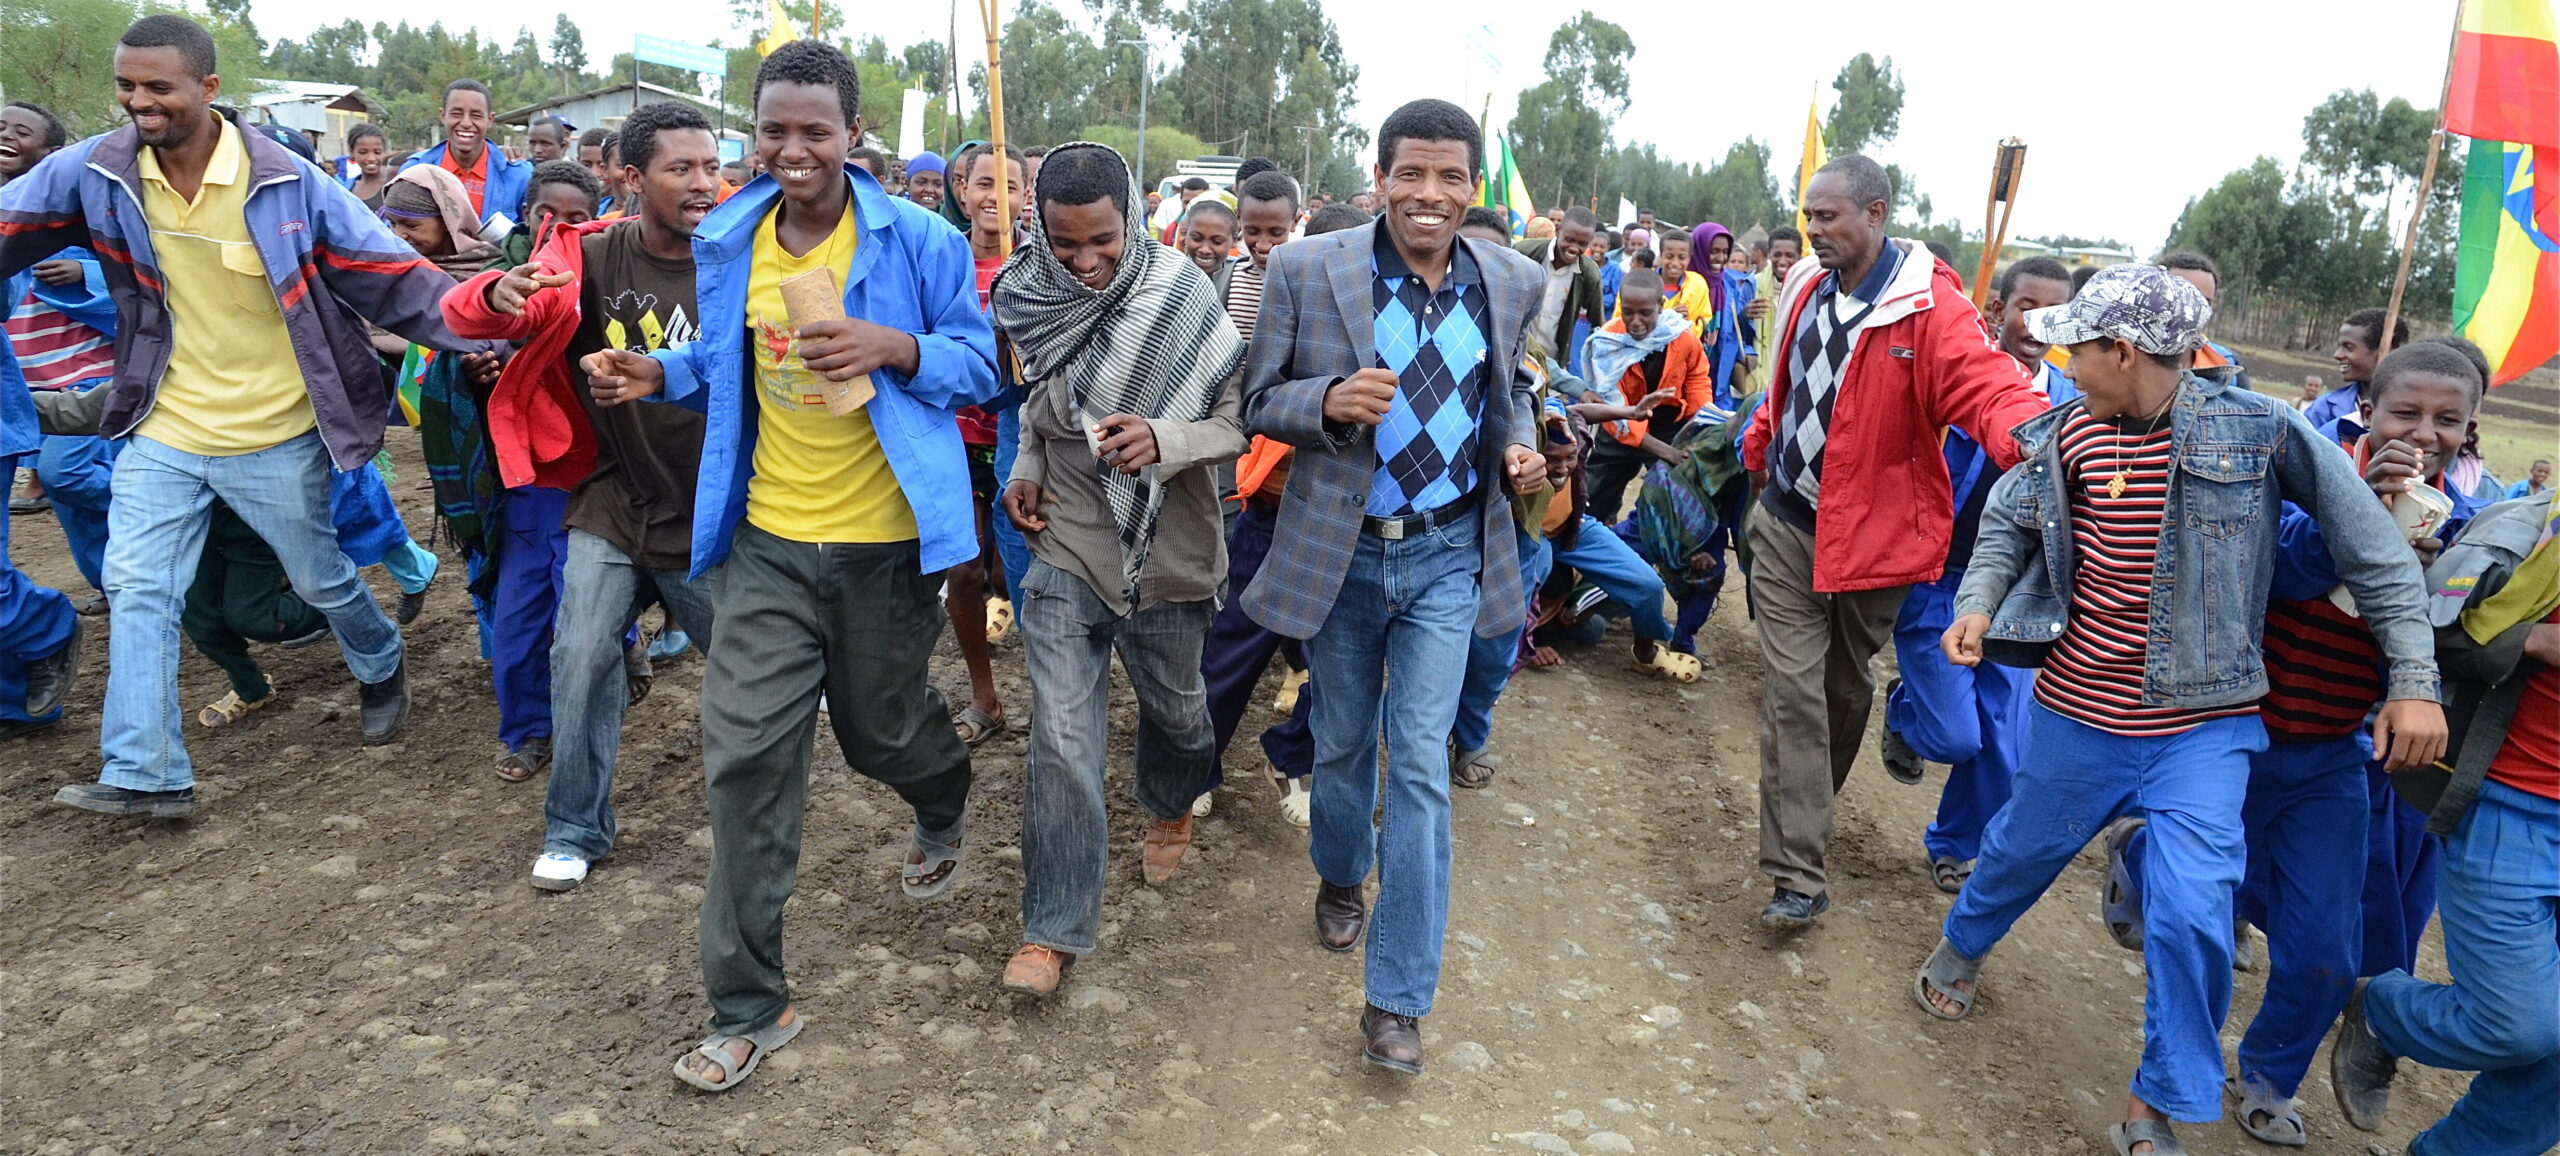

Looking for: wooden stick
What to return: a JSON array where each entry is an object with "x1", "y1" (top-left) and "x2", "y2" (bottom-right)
[
  {"x1": 2382, "y1": 0, "x2": 2467, "y2": 358},
  {"x1": 978, "y1": 0, "x2": 1012, "y2": 260},
  {"x1": 1970, "y1": 139, "x2": 2026, "y2": 307}
]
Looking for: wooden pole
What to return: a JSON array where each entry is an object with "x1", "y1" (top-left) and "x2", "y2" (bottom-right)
[
  {"x1": 977, "y1": 0, "x2": 1011, "y2": 260},
  {"x1": 2381, "y1": 0, "x2": 2467, "y2": 358},
  {"x1": 1970, "y1": 139, "x2": 2026, "y2": 307}
]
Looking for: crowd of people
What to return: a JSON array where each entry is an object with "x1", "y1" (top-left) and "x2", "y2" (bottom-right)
[{"x1": 0, "y1": 15, "x2": 2553, "y2": 1155}]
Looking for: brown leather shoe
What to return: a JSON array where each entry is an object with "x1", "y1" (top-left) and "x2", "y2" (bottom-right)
[
  {"x1": 1315, "y1": 880, "x2": 1366, "y2": 953},
  {"x1": 1360, "y1": 1004, "x2": 1424, "y2": 1074},
  {"x1": 1001, "y1": 944, "x2": 1072, "y2": 996},
  {"x1": 1141, "y1": 814, "x2": 1194, "y2": 886}
]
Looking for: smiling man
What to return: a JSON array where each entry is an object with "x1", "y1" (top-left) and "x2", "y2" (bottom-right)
[
  {"x1": 1516, "y1": 204, "x2": 1604, "y2": 375},
  {"x1": 1, "y1": 13, "x2": 490, "y2": 814},
  {"x1": 578, "y1": 38, "x2": 998, "y2": 1094},
  {"x1": 441, "y1": 100, "x2": 725, "y2": 894},
  {"x1": 1239, "y1": 97, "x2": 1549, "y2": 1076},
  {"x1": 400, "y1": 78, "x2": 533, "y2": 235}
]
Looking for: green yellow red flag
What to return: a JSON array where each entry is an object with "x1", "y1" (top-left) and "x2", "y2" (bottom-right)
[{"x1": 2446, "y1": 0, "x2": 2558, "y2": 385}]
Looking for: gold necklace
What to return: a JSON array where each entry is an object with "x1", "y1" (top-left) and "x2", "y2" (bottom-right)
[{"x1": 2106, "y1": 393, "x2": 2175, "y2": 499}]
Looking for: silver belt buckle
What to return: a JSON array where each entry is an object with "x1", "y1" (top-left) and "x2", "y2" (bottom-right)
[{"x1": 1376, "y1": 516, "x2": 1408, "y2": 540}]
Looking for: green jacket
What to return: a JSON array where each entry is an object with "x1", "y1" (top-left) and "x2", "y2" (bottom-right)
[{"x1": 1514, "y1": 238, "x2": 1605, "y2": 363}]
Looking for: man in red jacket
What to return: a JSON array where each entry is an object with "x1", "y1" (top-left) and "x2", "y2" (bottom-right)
[{"x1": 1739, "y1": 155, "x2": 2051, "y2": 930}]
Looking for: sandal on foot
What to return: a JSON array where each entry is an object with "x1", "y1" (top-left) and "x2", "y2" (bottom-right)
[
  {"x1": 902, "y1": 826, "x2": 963, "y2": 900},
  {"x1": 1912, "y1": 937, "x2": 1984, "y2": 1022},
  {"x1": 198, "y1": 690, "x2": 275, "y2": 729},
  {"x1": 2226, "y1": 1075, "x2": 2307, "y2": 1147},
  {"x1": 953, "y1": 705, "x2": 1004, "y2": 747},
  {"x1": 2101, "y1": 816, "x2": 2148, "y2": 952},
  {"x1": 625, "y1": 636, "x2": 654, "y2": 708},
  {"x1": 494, "y1": 740, "x2": 551, "y2": 784},
  {"x1": 672, "y1": 1014, "x2": 803, "y2": 1093},
  {"x1": 1451, "y1": 746, "x2": 1499, "y2": 790},
  {"x1": 985, "y1": 597, "x2": 1015, "y2": 642},
  {"x1": 1272, "y1": 667, "x2": 1308, "y2": 713},
  {"x1": 2109, "y1": 1119, "x2": 2188, "y2": 1156},
  {"x1": 1631, "y1": 648, "x2": 1703, "y2": 683},
  {"x1": 1929, "y1": 856, "x2": 1971, "y2": 895}
]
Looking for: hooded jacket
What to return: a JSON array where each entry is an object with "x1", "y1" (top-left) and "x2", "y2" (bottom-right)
[
  {"x1": 399, "y1": 141, "x2": 534, "y2": 236},
  {"x1": 441, "y1": 217, "x2": 622, "y2": 490},
  {"x1": 0, "y1": 107, "x2": 486, "y2": 471}
]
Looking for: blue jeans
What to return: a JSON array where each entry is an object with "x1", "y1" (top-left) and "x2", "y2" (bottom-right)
[
  {"x1": 1203, "y1": 500, "x2": 1290, "y2": 779},
  {"x1": 382, "y1": 538, "x2": 438, "y2": 596},
  {"x1": 492, "y1": 486, "x2": 568, "y2": 751},
  {"x1": 1885, "y1": 582, "x2": 2030, "y2": 863},
  {"x1": 36, "y1": 432, "x2": 116, "y2": 591},
  {"x1": 1454, "y1": 532, "x2": 1550, "y2": 754},
  {"x1": 1017, "y1": 559, "x2": 1217, "y2": 954},
  {"x1": 101, "y1": 433, "x2": 401, "y2": 792},
  {"x1": 2231, "y1": 735, "x2": 2369, "y2": 1097},
  {"x1": 1944, "y1": 706, "x2": 2265, "y2": 1121},
  {"x1": 0, "y1": 478, "x2": 77, "y2": 724},
  {"x1": 989, "y1": 410, "x2": 1031, "y2": 597},
  {"x1": 1306, "y1": 512, "x2": 1482, "y2": 1018},
  {"x1": 1555, "y1": 516, "x2": 1669, "y2": 643},
  {"x1": 2366, "y1": 780, "x2": 2559, "y2": 1156},
  {"x1": 542, "y1": 528, "x2": 721, "y2": 861}
]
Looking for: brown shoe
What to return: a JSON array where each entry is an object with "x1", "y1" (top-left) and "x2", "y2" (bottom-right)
[
  {"x1": 1001, "y1": 944, "x2": 1072, "y2": 996},
  {"x1": 1315, "y1": 880, "x2": 1366, "y2": 953},
  {"x1": 1140, "y1": 814, "x2": 1194, "y2": 886},
  {"x1": 1360, "y1": 1004, "x2": 1423, "y2": 1074}
]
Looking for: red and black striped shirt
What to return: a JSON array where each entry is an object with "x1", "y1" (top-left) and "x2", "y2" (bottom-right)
[
  {"x1": 2261, "y1": 596, "x2": 2383, "y2": 739},
  {"x1": 2035, "y1": 410, "x2": 2259, "y2": 737}
]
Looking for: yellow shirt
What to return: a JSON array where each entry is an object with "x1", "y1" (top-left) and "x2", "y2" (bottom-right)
[
  {"x1": 133, "y1": 119, "x2": 314, "y2": 455},
  {"x1": 743, "y1": 200, "x2": 917, "y2": 544},
  {"x1": 1614, "y1": 270, "x2": 1715, "y2": 331}
]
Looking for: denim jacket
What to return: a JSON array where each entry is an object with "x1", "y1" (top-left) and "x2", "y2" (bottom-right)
[{"x1": 1954, "y1": 369, "x2": 2440, "y2": 708}]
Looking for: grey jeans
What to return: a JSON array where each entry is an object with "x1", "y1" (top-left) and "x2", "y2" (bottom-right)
[
  {"x1": 697, "y1": 526, "x2": 971, "y2": 1035},
  {"x1": 1017, "y1": 558, "x2": 1218, "y2": 955},
  {"x1": 1745, "y1": 507, "x2": 1908, "y2": 897},
  {"x1": 543, "y1": 527, "x2": 721, "y2": 861}
]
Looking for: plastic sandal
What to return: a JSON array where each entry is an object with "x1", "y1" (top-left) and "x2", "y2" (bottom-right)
[
  {"x1": 953, "y1": 705, "x2": 1004, "y2": 747},
  {"x1": 902, "y1": 826, "x2": 963, "y2": 900},
  {"x1": 1929, "y1": 856, "x2": 1971, "y2": 895},
  {"x1": 1912, "y1": 937, "x2": 1984, "y2": 1022},
  {"x1": 1451, "y1": 746, "x2": 1499, "y2": 790},
  {"x1": 2101, "y1": 817, "x2": 2148, "y2": 951},
  {"x1": 984, "y1": 598, "x2": 1015, "y2": 642},
  {"x1": 198, "y1": 690, "x2": 274, "y2": 729},
  {"x1": 2225, "y1": 1074, "x2": 2307, "y2": 1147},
  {"x1": 672, "y1": 1013, "x2": 803, "y2": 1092},
  {"x1": 2108, "y1": 1119, "x2": 2188, "y2": 1155},
  {"x1": 1631, "y1": 648, "x2": 1703, "y2": 683}
]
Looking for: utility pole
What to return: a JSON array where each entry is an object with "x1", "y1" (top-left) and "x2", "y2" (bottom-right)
[
  {"x1": 1115, "y1": 38, "x2": 1150, "y2": 191},
  {"x1": 1295, "y1": 124, "x2": 1318, "y2": 192}
]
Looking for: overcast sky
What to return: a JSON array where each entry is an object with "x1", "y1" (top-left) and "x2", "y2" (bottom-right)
[{"x1": 241, "y1": 0, "x2": 2456, "y2": 247}]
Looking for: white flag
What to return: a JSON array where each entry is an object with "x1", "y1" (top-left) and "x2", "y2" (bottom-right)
[
  {"x1": 1616, "y1": 197, "x2": 1638, "y2": 229},
  {"x1": 899, "y1": 89, "x2": 930, "y2": 161}
]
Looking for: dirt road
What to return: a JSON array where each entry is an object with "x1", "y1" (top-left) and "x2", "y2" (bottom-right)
[{"x1": 1, "y1": 438, "x2": 2470, "y2": 1155}]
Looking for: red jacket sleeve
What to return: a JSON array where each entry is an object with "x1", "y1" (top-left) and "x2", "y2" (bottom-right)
[
  {"x1": 1918, "y1": 277, "x2": 2046, "y2": 470},
  {"x1": 439, "y1": 268, "x2": 569, "y2": 342}
]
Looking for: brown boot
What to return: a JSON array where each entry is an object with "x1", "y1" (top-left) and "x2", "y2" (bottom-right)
[
  {"x1": 1360, "y1": 1004, "x2": 1424, "y2": 1074},
  {"x1": 1141, "y1": 814, "x2": 1194, "y2": 886},
  {"x1": 1001, "y1": 944, "x2": 1072, "y2": 996},
  {"x1": 1315, "y1": 880, "x2": 1366, "y2": 953}
]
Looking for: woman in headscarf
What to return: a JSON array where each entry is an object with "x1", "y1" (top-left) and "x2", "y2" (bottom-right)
[
  {"x1": 380, "y1": 165, "x2": 503, "y2": 278},
  {"x1": 1688, "y1": 221, "x2": 1752, "y2": 410}
]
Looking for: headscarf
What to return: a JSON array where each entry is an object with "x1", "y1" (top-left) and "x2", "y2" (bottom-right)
[
  {"x1": 990, "y1": 142, "x2": 1246, "y2": 606},
  {"x1": 1525, "y1": 215, "x2": 1556, "y2": 239},
  {"x1": 1580, "y1": 309, "x2": 1694, "y2": 441},
  {"x1": 382, "y1": 166, "x2": 499, "y2": 277},
  {"x1": 939, "y1": 140, "x2": 985, "y2": 229},
  {"x1": 1690, "y1": 222, "x2": 1733, "y2": 321}
]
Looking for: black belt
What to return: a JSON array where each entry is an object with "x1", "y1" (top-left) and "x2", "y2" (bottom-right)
[{"x1": 1361, "y1": 495, "x2": 1469, "y2": 540}]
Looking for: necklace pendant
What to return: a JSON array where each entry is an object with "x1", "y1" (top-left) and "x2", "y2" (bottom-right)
[{"x1": 2106, "y1": 471, "x2": 2128, "y2": 500}]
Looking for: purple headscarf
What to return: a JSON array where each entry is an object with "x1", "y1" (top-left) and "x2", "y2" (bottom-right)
[{"x1": 1690, "y1": 222, "x2": 1733, "y2": 321}]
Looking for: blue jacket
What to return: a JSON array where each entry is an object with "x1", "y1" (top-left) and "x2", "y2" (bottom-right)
[
  {"x1": 398, "y1": 142, "x2": 534, "y2": 236},
  {"x1": 2271, "y1": 470, "x2": 2492, "y2": 602},
  {"x1": 1955, "y1": 369, "x2": 2439, "y2": 708},
  {"x1": 0, "y1": 279, "x2": 32, "y2": 461},
  {"x1": 0, "y1": 109, "x2": 484, "y2": 471},
  {"x1": 649, "y1": 165, "x2": 1000, "y2": 580}
]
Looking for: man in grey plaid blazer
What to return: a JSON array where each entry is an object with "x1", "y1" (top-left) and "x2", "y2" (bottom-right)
[{"x1": 1237, "y1": 98, "x2": 1548, "y2": 1077}]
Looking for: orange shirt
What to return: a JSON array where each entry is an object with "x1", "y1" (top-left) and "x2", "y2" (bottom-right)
[
  {"x1": 1597, "y1": 320, "x2": 1713, "y2": 448},
  {"x1": 439, "y1": 146, "x2": 489, "y2": 217}
]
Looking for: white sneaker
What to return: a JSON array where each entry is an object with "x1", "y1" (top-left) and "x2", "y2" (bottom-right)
[
  {"x1": 1191, "y1": 791, "x2": 1214, "y2": 818},
  {"x1": 530, "y1": 852, "x2": 590, "y2": 892},
  {"x1": 1277, "y1": 777, "x2": 1311, "y2": 828}
]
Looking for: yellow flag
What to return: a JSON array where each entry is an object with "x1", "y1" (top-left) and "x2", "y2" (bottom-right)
[
  {"x1": 1795, "y1": 97, "x2": 1826, "y2": 236},
  {"x1": 758, "y1": 0, "x2": 795, "y2": 56}
]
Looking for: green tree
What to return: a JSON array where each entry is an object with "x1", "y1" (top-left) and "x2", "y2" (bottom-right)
[
  {"x1": 550, "y1": 15, "x2": 587, "y2": 77},
  {"x1": 1158, "y1": 0, "x2": 1362, "y2": 176},
  {"x1": 1823, "y1": 53, "x2": 1902, "y2": 156},
  {"x1": 1693, "y1": 137, "x2": 1784, "y2": 233},
  {"x1": 1507, "y1": 12, "x2": 1633, "y2": 209},
  {"x1": 0, "y1": 0, "x2": 261, "y2": 136},
  {"x1": 1079, "y1": 122, "x2": 1212, "y2": 190}
]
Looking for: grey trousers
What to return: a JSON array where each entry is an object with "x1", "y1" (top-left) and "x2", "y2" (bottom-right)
[
  {"x1": 697, "y1": 525, "x2": 971, "y2": 1035},
  {"x1": 1744, "y1": 506, "x2": 1908, "y2": 898}
]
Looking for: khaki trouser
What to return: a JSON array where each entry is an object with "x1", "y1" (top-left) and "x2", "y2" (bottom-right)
[{"x1": 1745, "y1": 505, "x2": 1908, "y2": 897}]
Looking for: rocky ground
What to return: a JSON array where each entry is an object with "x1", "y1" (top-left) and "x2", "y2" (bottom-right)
[{"x1": 1, "y1": 435, "x2": 2472, "y2": 1155}]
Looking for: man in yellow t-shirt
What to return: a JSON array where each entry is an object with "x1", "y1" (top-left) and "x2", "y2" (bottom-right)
[
  {"x1": 580, "y1": 41, "x2": 1000, "y2": 1091},
  {"x1": 10, "y1": 16, "x2": 491, "y2": 820}
]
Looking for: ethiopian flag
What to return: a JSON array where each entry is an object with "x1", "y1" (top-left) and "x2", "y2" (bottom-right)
[
  {"x1": 2446, "y1": 0, "x2": 2559, "y2": 385},
  {"x1": 1478, "y1": 128, "x2": 1535, "y2": 236}
]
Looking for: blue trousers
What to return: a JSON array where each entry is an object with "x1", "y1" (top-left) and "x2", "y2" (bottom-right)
[
  {"x1": 36, "y1": 433, "x2": 115, "y2": 591},
  {"x1": 2366, "y1": 780, "x2": 2559, "y2": 1156},
  {"x1": 990, "y1": 409, "x2": 1031, "y2": 597},
  {"x1": 1453, "y1": 533, "x2": 1550, "y2": 754},
  {"x1": 1306, "y1": 514, "x2": 1481, "y2": 1018},
  {"x1": 1555, "y1": 516, "x2": 1669, "y2": 642},
  {"x1": 1945, "y1": 706, "x2": 2266, "y2": 1121},
  {"x1": 1200, "y1": 500, "x2": 1316, "y2": 784},
  {"x1": 2232, "y1": 735, "x2": 2370, "y2": 1097},
  {"x1": 0, "y1": 475, "x2": 77, "y2": 724},
  {"x1": 491, "y1": 486, "x2": 568, "y2": 751},
  {"x1": 1885, "y1": 581, "x2": 2029, "y2": 863},
  {"x1": 2361, "y1": 760, "x2": 2441, "y2": 977}
]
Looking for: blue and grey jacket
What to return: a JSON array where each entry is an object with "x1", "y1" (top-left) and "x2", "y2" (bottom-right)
[
  {"x1": 398, "y1": 142, "x2": 533, "y2": 237},
  {"x1": 1954, "y1": 369, "x2": 2439, "y2": 707},
  {"x1": 0, "y1": 108, "x2": 486, "y2": 471}
]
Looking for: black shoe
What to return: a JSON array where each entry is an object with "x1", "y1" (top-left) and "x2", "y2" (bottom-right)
[
  {"x1": 2330, "y1": 979, "x2": 2399, "y2": 1132},
  {"x1": 1758, "y1": 887, "x2": 1831, "y2": 930},
  {"x1": 396, "y1": 584, "x2": 429, "y2": 626},
  {"x1": 1315, "y1": 880, "x2": 1367, "y2": 953},
  {"x1": 1359, "y1": 1005, "x2": 1423, "y2": 1074},
  {"x1": 53, "y1": 782, "x2": 196, "y2": 818},
  {"x1": 1879, "y1": 678, "x2": 1925, "y2": 784},
  {"x1": 358, "y1": 662, "x2": 409, "y2": 745},
  {"x1": 23, "y1": 617, "x2": 84, "y2": 718}
]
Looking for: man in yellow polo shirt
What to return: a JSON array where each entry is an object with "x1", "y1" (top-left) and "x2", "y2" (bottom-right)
[{"x1": 0, "y1": 15, "x2": 488, "y2": 818}]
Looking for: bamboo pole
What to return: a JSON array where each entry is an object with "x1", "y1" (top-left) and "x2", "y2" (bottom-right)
[
  {"x1": 1970, "y1": 139, "x2": 2027, "y2": 308},
  {"x1": 2381, "y1": 0, "x2": 2467, "y2": 358},
  {"x1": 977, "y1": 0, "x2": 1011, "y2": 260}
]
